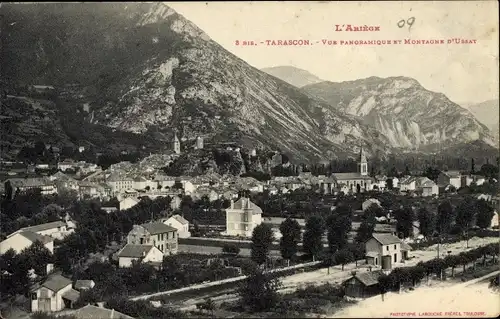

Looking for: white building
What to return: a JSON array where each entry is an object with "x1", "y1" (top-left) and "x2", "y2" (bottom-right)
[
  {"x1": 437, "y1": 171, "x2": 462, "y2": 189},
  {"x1": 0, "y1": 231, "x2": 54, "y2": 254},
  {"x1": 225, "y1": 197, "x2": 263, "y2": 237},
  {"x1": 8, "y1": 221, "x2": 70, "y2": 241},
  {"x1": 117, "y1": 244, "x2": 164, "y2": 268},
  {"x1": 30, "y1": 274, "x2": 80, "y2": 312},
  {"x1": 161, "y1": 214, "x2": 191, "y2": 238}
]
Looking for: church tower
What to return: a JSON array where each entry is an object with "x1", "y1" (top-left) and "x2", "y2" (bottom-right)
[
  {"x1": 173, "y1": 132, "x2": 181, "y2": 154},
  {"x1": 357, "y1": 145, "x2": 368, "y2": 176}
]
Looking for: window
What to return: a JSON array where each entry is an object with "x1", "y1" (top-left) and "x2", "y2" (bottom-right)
[
  {"x1": 375, "y1": 258, "x2": 378, "y2": 265},
  {"x1": 386, "y1": 246, "x2": 389, "y2": 251},
  {"x1": 394, "y1": 245, "x2": 396, "y2": 249},
  {"x1": 31, "y1": 293, "x2": 37, "y2": 300},
  {"x1": 394, "y1": 254, "x2": 397, "y2": 262}
]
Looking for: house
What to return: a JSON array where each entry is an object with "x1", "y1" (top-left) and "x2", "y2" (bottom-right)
[
  {"x1": 192, "y1": 186, "x2": 219, "y2": 202},
  {"x1": 373, "y1": 175, "x2": 387, "y2": 191},
  {"x1": 74, "y1": 280, "x2": 96, "y2": 291},
  {"x1": 8, "y1": 221, "x2": 69, "y2": 240},
  {"x1": 343, "y1": 270, "x2": 383, "y2": 298},
  {"x1": 30, "y1": 274, "x2": 80, "y2": 312},
  {"x1": 437, "y1": 171, "x2": 462, "y2": 189},
  {"x1": 117, "y1": 244, "x2": 164, "y2": 268},
  {"x1": 365, "y1": 233, "x2": 408, "y2": 270},
  {"x1": 161, "y1": 214, "x2": 191, "y2": 238},
  {"x1": 362, "y1": 198, "x2": 381, "y2": 211},
  {"x1": 6, "y1": 177, "x2": 57, "y2": 195},
  {"x1": 420, "y1": 179, "x2": 439, "y2": 197},
  {"x1": 398, "y1": 176, "x2": 417, "y2": 192},
  {"x1": 126, "y1": 222, "x2": 178, "y2": 255},
  {"x1": 472, "y1": 175, "x2": 487, "y2": 186},
  {"x1": 107, "y1": 174, "x2": 134, "y2": 193},
  {"x1": 49, "y1": 172, "x2": 79, "y2": 191},
  {"x1": 78, "y1": 181, "x2": 99, "y2": 198},
  {"x1": 66, "y1": 304, "x2": 135, "y2": 319},
  {"x1": 57, "y1": 159, "x2": 76, "y2": 172},
  {"x1": 0, "y1": 231, "x2": 54, "y2": 254},
  {"x1": 119, "y1": 197, "x2": 139, "y2": 211},
  {"x1": 225, "y1": 197, "x2": 263, "y2": 237},
  {"x1": 133, "y1": 176, "x2": 157, "y2": 190}
]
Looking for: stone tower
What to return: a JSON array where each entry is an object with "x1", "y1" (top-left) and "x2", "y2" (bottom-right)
[
  {"x1": 196, "y1": 136, "x2": 204, "y2": 149},
  {"x1": 357, "y1": 145, "x2": 368, "y2": 176},
  {"x1": 173, "y1": 132, "x2": 181, "y2": 154}
]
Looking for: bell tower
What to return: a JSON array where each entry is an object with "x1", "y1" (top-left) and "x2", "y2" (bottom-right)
[{"x1": 357, "y1": 145, "x2": 368, "y2": 176}]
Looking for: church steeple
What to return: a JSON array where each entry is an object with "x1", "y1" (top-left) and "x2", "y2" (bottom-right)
[
  {"x1": 173, "y1": 132, "x2": 181, "y2": 154},
  {"x1": 358, "y1": 145, "x2": 368, "y2": 176}
]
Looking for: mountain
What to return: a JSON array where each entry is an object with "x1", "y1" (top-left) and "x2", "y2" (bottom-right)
[
  {"x1": 462, "y1": 99, "x2": 499, "y2": 144},
  {"x1": 1, "y1": 3, "x2": 395, "y2": 163},
  {"x1": 261, "y1": 66, "x2": 324, "y2": 88},
  {"x1": 302, "y1": 77, "x2": 497, "y2": 151}
]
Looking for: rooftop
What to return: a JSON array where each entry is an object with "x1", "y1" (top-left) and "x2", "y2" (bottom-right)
[
  {"x1": 18, "y1": 231, "x2": 54, "y2": 244},
  {"x1": 353, "y1": 270, "x2": 383, "y2": 286},
  {"x1": 117, "y1": 244, "x2": 155, "y2": 258},
  {"x1": 141, "y1": 222, "x2": 177, "y2": 234},
  {"x1": 32, "y1": 274, "x2": 72, "y2": 292},
  {"x1": 333, "y1": 172, "x2": 373, "y2": 180},
  {"x1": 371, "y1": 233, "x2": 402, "y2": 245},
  {"x1": 70, "y1": 305, "x2": 135, "y2": 319},
  {"x1": 229, "y1": 197, "x2": 263, "y2": 215},
  {"x1": 12, "y1": 221, "x2": 66, "y2": 236}
]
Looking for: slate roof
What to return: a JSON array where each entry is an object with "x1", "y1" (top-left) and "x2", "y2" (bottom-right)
[
  {"x1": 117, "y1": 244, "x2": 154, "y2": 258},
  {"x1": 401, "y1": 242, "x2": 413, "y2": 251},
  {"x1": 18, "y1": 231, "x2": 54, "y2": 244},
  {"x1": 170, "y1": 214, "x2": 189, "y2": 225},
  {"x1": 230, "y1": 197, "x2": 263, "y2": 215},
  {"x1": 333, "y1": 172, "x2": 372, "y2": 180},
  {"x1": 141, "y1": 222, "x2": 177, "y2": 234},
  {"x1": 71, "y1": 305, "x2": 135, "y2": 319},
  {"x1": 442, "y1": 170, "x2": 461, "y2": 178},
  {"x1": 74, "y1": 280, "x2": 95, "y2": 290},
  {"x1": 13, "y1": 221, "x2": 66, "y2": 236},
  {"x1": 353, "y1": 270, "x2": 383, "y2": 286},
  {"x1": 371, "y1": 233, "x2": 402, "y2": 245},
  {"x1": 36, "y1": 274, "x2": 72, "y2": 292},
  {"x1": 62, "y1": 288, "x2": 81, "y2": 302}
]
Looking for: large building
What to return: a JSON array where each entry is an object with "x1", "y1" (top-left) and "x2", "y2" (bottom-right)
[
  {"x1": 225, "y1": 197, "x2": 263, "y2": 237},
  {"x1": 126, "y1": 222, "x2": 178, "y2": 255},
  {"x1": 332, "y1": 146, "x2": 374, "y2": 193}
]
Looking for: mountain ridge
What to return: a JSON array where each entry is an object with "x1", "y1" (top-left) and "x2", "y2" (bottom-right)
[{"x1": 261, "y1": 66, "x2": 324, "y2": 88}]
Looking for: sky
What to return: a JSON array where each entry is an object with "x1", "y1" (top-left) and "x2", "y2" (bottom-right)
[{"x1": 166, "y1": 1, "x2": 499, "y2": 104}]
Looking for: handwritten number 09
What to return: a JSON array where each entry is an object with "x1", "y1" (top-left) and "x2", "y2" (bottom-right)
[{"x1": 398, "y1": 17, "x2": 415, "y2": 30}]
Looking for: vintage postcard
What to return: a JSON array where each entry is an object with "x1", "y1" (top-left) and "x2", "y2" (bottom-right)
[{"x1": 0, "y1": 1, "x2": 498, "y2": 319}]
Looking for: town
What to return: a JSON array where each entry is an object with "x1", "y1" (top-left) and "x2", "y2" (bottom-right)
[{"x1": 0, "y1": 134, "x2": 499, "y2": 319}]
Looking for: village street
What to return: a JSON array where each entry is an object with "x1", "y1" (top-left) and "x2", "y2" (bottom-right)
[{"x1": 175, "y1": 236, "x2": 499, "y2": 310}]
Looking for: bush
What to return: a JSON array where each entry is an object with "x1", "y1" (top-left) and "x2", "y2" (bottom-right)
[{"x1": 222, "y1": 244, "x2": 241, "y2": 255}]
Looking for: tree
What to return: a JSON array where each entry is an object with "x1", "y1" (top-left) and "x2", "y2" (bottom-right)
[
  {"x1": 239, "y1": 269, "x2": 281, "y2": 312},
  {"x1": 279, "y1": 218, "x2": 302, "y2": 266},
  {"x1": 222, "y1": 244, "x2": 240, "y2": 255},
  {"x1": 326, "y1": 205, "x2": 352, "y2": 252},
  {"x1": 378, "y1": 273, "x2": 392, "y2": 301},
  {"x1": 302, "y1": 215, "x2": 325, "y2": 261},
  {"x1": 20, "y1": 240, "x2": 54, "y2": 276},
  {"x1": 423, "y1": 167, "x2": 441, "y2": 182},
  {"x1": 437, "y1": 200, "x2": 455, "y2": 234},
  {"x1": 443, "y1": 255, "x2": 461, "y2": 277},
  {"x1": 386, "y1": 178, "x2": 394, "y2": 190},
  {"x1": 394, "y1": 206, "x2": 414, "y2": 238},
  {"x1": 250, "y1": 224, "x2": 275, "y2": 266},
  {"x1": 475, "y1": 199, "x2": 494, "y2": 229},
  {"x1": 333, "y1": 249, "x2": 354, "y2": 271},
  {"x1": 471, "y1": 158, "x2": 475, "y2": 175},
  {"x1": 417, "y1": 207, "x2": 435, "y2": 238},
  {"x1": 355, "y1": 205, "x2": 377, "y2": 243},
  {"x1": 455, "y1": 197, "x2": 478, "y2": 233}
]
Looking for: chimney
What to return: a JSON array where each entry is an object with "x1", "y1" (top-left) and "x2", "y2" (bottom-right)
[
  {"x1": 230, "y1": 199, "x2": 234, "y2": 209},
  {"x1": 111, "y1": 309, "x2": 115, "y2": 318}
]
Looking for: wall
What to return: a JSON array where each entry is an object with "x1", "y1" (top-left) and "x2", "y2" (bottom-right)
[
  {"x1": 119, "y1": 257, "x2": 136, "y2": 268},
  {"x1": 144, "y1": 247, "x2": 164, "y2": 263}
]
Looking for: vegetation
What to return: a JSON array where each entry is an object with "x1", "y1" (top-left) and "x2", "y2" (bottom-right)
[
  {"x1": 238, "y1": 268, "x2": 282, "y2": 312},
  {"x1": 279, "y1": 218, "x2": 302, "y2": 266},
  {"x1": 250, "y1": 224, "x2": 275, "y2": 266},
  {"x1": 302, "y1": 215, "x2": 325, "y2": 261}
]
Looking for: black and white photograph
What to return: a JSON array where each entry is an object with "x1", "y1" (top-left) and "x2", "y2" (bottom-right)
[{"x1": 0, "y1": 1, "x2": 499, "y2": 318}]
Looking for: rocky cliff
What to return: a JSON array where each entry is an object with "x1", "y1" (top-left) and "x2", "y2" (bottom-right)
[{"x1": 302, "y1": 77, "x2": 496, "y2": 151}]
